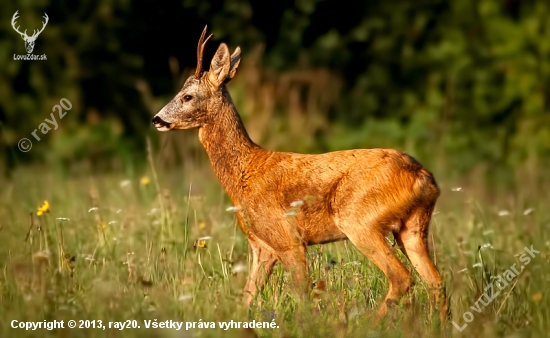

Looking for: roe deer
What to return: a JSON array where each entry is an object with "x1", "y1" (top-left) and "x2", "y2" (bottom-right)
[{"x1": 152, "y1": 26, "x2": 448, "y2": 322}]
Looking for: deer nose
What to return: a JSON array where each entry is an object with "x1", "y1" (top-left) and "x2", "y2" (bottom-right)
[
  {"x1": 151, "y1": 115, "x2": 172, "y2": 130},
  {"x1": 152, "y1": 115, "x2": 170, "y2": 126},
  {"x1": 151, "y1": 116, "x2": 164, "y2": 125}
]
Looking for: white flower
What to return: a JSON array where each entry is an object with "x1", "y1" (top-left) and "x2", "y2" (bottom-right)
[
  {"x1": 451, "y1": 187, "x2": 463, "y2": 192},
  {"x1": 498, "y1": 210, "x2": 510, "y2": 217},
  {"x1": 290, "y1": 200, "x2": 304, "y2": 207},
  {"x1": 232, "y1": 263, "x2": 247, "y2": 273},
  {"x1": 178, "y1": 294, "x2": 193, "y2": 302},
  {"x1": 480, "y1": 243, "x2": 493, "y2": 250},
  {"x1": 119, "y1": 180, "x2": 131, "y2": 188},
  {"x1": 523, "y1": 208, "x2": 534, "y2": 216},
  {"x1": 226, "y1": 206, "x2": 240, "y2": 212},
  {"x1": 88, "y1": 207, "x2": 99, "y2": 212}
]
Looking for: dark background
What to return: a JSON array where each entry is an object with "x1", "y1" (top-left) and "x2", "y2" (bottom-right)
[{"x1": 1, "y1": 0, "x2": 549, "y2": 187}]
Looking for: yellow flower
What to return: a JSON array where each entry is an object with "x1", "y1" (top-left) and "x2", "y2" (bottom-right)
[
  {"x1": 193, "y1": 239, "x2": 207, "y2": 249},
  {"x1": 198, "y1": 221, "x2": 206, "y2": 230},
  {"x1": 37, "y1": 200, "x2": 50, "y2": 216},
  {"x1": 531, "y1": 292, "x2": 543, "y2": 303},
  {"x1": 140, "y1": 176, "x2": 150, "y2": 186}
]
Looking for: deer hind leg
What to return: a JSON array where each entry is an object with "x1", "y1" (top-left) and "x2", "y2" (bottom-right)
[
  {"x1": 396, "y1": 204, "x2": 448, "y2": 322},
  {"x1": 340, "y1": 221, "x2": 412, "y2": 319},
  {"x1": 243, "y1": 239, "x2": 278, "y2": 307}
]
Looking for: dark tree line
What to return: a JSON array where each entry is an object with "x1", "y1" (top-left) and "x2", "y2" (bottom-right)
[{"x1": 1, "y1": 0, "x2": 548, "y2": 181}]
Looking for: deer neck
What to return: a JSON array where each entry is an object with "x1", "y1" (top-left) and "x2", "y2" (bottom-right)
[{"x1": 198, "y1": 94, "x2": 260, "y2": 198}]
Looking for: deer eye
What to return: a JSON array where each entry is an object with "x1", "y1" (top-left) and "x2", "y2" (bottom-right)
[{"x1": 183, "y1": 95, "x2": 193, "y2": 102}]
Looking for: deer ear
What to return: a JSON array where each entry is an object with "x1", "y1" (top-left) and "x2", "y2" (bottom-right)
[
  {"x1": 227, "y1": 47, "x2": 241, "y2": 81},
  {"x1": 208, "y1": 43, "x2": 231, "y2": 87}
]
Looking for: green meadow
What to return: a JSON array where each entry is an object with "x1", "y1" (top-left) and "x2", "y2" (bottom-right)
[{"x1": 1, "y1": 157, "x2": 548, "y2": 337}]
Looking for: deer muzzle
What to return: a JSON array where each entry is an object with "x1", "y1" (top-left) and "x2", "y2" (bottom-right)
[{"x1": 151, "y1": 115, "x2": 173, "y2": 131}]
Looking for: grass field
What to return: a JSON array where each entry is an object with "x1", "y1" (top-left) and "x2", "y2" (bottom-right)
[{"x1": 1, "y1": 158, "x2": 548, "y2": 338}]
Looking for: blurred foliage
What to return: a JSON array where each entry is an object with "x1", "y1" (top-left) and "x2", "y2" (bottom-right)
[{"x1": 0, "y1": 0, "x2": 549, "y2": 183}]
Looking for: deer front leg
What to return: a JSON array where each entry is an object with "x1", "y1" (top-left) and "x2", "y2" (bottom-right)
[
  {"x1": 242, "y1": 239, "x2": 277, "y2": 307},
  {"x1": 279, "y1": 244, "x2": 309, "y2": 301}
]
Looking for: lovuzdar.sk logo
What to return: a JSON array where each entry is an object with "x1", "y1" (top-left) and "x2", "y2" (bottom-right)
[{"x1": 11, "y1": 10, "x2": 48, "y2": 61}]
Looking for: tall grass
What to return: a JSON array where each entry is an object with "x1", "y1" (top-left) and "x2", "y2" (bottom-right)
[{"x1": 0, "y1": 160, "x2": 548, "y2": 337}]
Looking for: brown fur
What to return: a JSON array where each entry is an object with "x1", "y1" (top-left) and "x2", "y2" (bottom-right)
[{"x1": 152, "y1": 28, "x2": 448, "y2": 322}]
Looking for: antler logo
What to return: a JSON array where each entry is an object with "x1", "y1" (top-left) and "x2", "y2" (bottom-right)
[{"x1": 11, "y1": 11, "x2": 49, "y2": 54}]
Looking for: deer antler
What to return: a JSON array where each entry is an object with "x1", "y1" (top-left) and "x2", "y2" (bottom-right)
[
  {"x1": 194, "y1": 26, "x2": 213, "y2": 79},
  {"x1": 11, "y1": 11, "x2": 49, "y2": 39},
  {"x1": 11, "y1": 11, "x2": 27, "y2": 38},
  {"x1": 30, "y1": 13, "x2": 49, "y2": 39}
]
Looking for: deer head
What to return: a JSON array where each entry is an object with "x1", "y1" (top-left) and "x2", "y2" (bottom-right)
[
  {"x1": 152, "y1": 26, "x2": 241, "y2": 131},
  {"x1": 11, "y1": 11, "x2": 49, "y2": 54}
]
